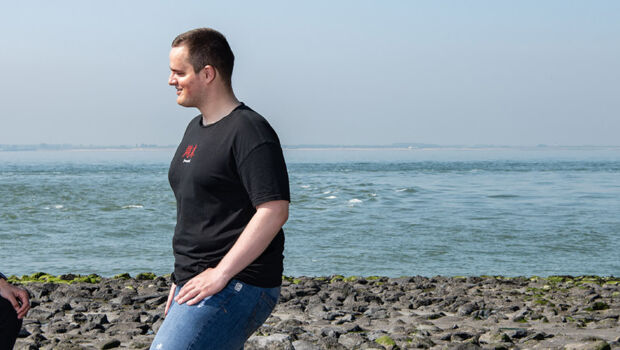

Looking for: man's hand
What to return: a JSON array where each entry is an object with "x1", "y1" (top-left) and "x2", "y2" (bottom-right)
[
  {"x1": 0, "y1": 279, "x2": 30, "y2": 319},
  {"x1": 174, "y1": 268, "x2": 229, "y2": 306},
  {"x1": 164, "y1": 282, "x2": 177, "y2": 316}
]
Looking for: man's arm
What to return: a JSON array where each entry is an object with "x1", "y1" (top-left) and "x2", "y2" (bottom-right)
[
  {"x1": 0, "y1": 274, "x2": 30, "y2": 319},
  {"x1": 175, "y1": 200, "x2": 289, "y2": 305}
]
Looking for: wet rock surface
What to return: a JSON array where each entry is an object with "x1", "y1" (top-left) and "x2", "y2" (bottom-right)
[{"x1": 11, "y1": 274, "x2": 620, "y2": 349}]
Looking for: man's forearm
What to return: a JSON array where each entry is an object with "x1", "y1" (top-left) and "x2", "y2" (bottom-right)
[{"x1": 215, "y1": 200, "x2": 289, "y2": 281}]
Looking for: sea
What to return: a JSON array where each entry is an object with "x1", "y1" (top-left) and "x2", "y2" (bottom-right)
[{"x1": 1, "y1": 146, "x2": 619, "y2": 278}]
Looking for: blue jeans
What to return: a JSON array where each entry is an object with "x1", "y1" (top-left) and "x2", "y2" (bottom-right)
[{"x1": 150, "y1": 279, "x2": 280, "y2": 350}]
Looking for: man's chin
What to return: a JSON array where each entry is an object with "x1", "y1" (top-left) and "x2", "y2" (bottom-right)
[{"x1": 176, "y1": 98, "x2": 192, "y2": 107}]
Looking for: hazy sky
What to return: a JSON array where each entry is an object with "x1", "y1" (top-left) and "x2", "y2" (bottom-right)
[{"x1": 1, "y1": 1, "x2": 618, "y2": 146}]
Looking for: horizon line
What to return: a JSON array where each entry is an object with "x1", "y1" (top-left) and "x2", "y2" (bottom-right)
[{"x1": 2, "y1": 143, "x2": 620, "y2": 151}]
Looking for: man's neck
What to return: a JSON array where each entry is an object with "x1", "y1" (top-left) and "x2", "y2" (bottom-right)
[{"x1": 198, "y1": 90, "x2": 240, "y2": 126}]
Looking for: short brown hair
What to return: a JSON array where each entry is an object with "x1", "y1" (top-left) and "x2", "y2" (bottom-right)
[{"x1": 172, "y1": 28, "x2": 235, "y2": 86}]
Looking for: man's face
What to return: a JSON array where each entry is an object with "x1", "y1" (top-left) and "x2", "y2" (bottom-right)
[{"x1": 168, "y1": 45, "x2": 206, "y2": 107}]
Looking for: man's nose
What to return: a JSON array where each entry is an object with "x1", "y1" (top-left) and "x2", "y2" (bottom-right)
[{"x1": 168, "y1": 73, "x2": 176, "y2": 85}]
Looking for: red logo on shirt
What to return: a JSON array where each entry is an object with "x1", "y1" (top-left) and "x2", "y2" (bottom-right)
[{"x1": 182, "y1": 144, "x2": 197, "y2": 163}]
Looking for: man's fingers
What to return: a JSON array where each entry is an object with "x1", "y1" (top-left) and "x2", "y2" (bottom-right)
[
  {"x1": 175, "y1": 282, "x2": 197, "y2": 303},
  {"x1": 14, "y1": 289, "x2": 30, "y2": 319},
  {"x1": 176, "y1": 288, "x2": 199, "y2": 305},
  {"x1": 164, "y1": 284, "x2": 176, "y2": 316},
  {"x1": 6, "y1": 294, "x2": 20, "y2": 311},
  {"x1": 17, "y1": 307, "x2": 28, "y2": 319},
  {"x1": 186, "y1": 291, "x2": 208, "y2": 306}
]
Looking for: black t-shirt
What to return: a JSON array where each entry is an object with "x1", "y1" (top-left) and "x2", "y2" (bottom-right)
[{"x1": 168, "y1": 103, "x2": 290, "y2": 287}]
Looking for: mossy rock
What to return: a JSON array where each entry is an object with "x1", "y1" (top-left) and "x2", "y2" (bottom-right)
[
  {"x1": 329, "y1": 275, "x2": 345, "y2": 283},
  {"x1": 546, "y1": 275, "x2": 573, "y2": 284},
  {"x1": 281, "y1": 276, "x2": 301, "y2": 284},
  {"x1": 11, "y1": 273, "x2": 101, "y2": 284},
  {"x1": 135, "y1": 272, "x2": 156, "y2": 280},
  {"x1": 534, "y1": 298, "x2": 553, "y2": 306},
  {"x1": 113, "y1": 273, "x2": 131, "y2": 280},
  {"x1": 375, "y1": 335, "x2": 396, "y2": 347},
  {"x1": 30, "y1": 272, "x2": 49, "y2": 279}
]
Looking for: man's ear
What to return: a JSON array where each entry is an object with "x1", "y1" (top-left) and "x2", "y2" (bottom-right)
[{"x1": 203, "y1": 65, "x2": 217, "y2": 84}]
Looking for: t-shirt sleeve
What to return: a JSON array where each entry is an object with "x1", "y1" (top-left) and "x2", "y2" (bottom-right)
[{"x1": 237, "y1": 142, "x2": 290, "y2": 207}]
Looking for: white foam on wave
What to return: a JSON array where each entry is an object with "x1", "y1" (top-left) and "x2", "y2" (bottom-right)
[
  {"x1": 396, "y1": 188, "x2": 407, "y2": 192},
  {"x1": 325, "y1": 195, "x2": 337, "y2": 199},
  {"x1": 323, "y1": 190, "x2": 331, "y2": 194},
  {"x1": 300, "y1": 185, "x2": 311, "y2": 189},
  {"x1": 370, "y1": 193, "x2": 377, "y2": 197},
  {"x1": 348, "y1": 199, "x2": 362, "y2": 204},
  {"x1": 122, "y1": 205, "x2": 144, "y2": 209}
]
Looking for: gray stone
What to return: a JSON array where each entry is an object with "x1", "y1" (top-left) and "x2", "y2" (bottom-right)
[
  {"x1": 292, "y1": 340, "x2": 321, "y2": 350},
  {"x1": 246, "y1": 334, "x2": 293, "y2": 350},
  {"x1": 338, "y1": 333, "x2": 365, "y2": 348},
  {"x1": 100, "y1": 339, "x2": 121, "y2": 349}
]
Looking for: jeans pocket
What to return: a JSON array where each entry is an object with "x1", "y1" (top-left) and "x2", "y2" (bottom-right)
[
  {"x1": 259, "y1": 289, "x2": 279, "y2": 310},
  {"x1": 244, "y1": 289, "x2": 280, "y2": 338}
]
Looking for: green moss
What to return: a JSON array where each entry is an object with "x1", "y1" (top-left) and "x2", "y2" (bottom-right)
[
  {"x1": 315, "y1": 277, "x2": 328, "y2": 281},
  {"x1": 516, "y1": 318, "x2": 528, "y2": 323},
  {"x1": 547, "y1": 276, "x2": 568, "y2": 283},
  {"x1": 330, "y1": 275, "x2": 345, "y2": 283},
  {"x1": 9, "y1": 273, "x2": 101, "y2": 284},
  {"x1": 282, "y1": 276, "x2": 302, "y2": 284},
  {"x1": 113, "y1": 273, "x2": 131, "y2": 280},
  {"x1": 375, "y1": 335, "x2": 396, "y2": 347},
  {"x1": 366, "y1": 276, "x2": 381, "y2": 281},
  {"x1": 135, "y1": 272, "x2": 156, "y2": 280},
  {"x1": 611, "y1": 292, "x2": 620, "y2": 297},
  {"x1": 343, "y1": 276, "x2": 359, "y2": 282}
]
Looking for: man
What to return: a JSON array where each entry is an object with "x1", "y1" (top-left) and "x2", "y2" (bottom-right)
[
  {"x1": 150, "y1": 28, "x2": 290, "y2": 349},
  {"x1": 0, "y1": 272, "x2": 30, "y2": 349}
]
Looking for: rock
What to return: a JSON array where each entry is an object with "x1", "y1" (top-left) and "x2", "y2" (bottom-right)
[
  {"x1": 564, "y1": 341, "x2": 611, "y2": 350},
  {"x1": 451, "y1": 331, "x2": 475, "y2": 341},
  {"x1": 458, "y1": 303, "x2": 479, "y2": 316},
  {"x1": 410, "y1": 334, "x2": 435, "y2": 348},
  {"x1": 479, "y1": 331, "x2": 511, "y2": 344},
  {"x1": 374, "y1": 335, "x2": 397, "y2": 349},
  {"x1": 319, "y1": 327, "x2": 342, "y2": 338},
  {"x1": 246, "y1": 334, "x2": 293, "y2": 350},
  {"x1": 292, "y1": 340, "x2": 321, "y2": 350},
  {"x1": 100, "y1": 339, "x2": 121, "y2": 349},
  {"x1": 338, "y1": 333, "x2": 365, "y2": 348}
]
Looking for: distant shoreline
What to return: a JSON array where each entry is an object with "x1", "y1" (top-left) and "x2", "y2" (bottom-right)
[{"x1": 2, "y1": 144, "x2": 620, "y2": 152}]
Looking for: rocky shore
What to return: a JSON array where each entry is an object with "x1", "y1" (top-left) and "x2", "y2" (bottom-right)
[{"x1": 10, "y1": 273, "x2": 620, "y2": 349}]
